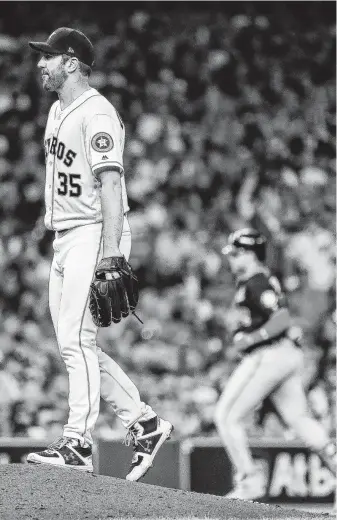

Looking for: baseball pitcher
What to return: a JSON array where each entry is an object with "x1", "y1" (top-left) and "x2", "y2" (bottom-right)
[
  {"x1": 215, "y1": 228, "x2": 336, "y2": 499},
  {"x1": 26, "y1": 28, "x2": 173, "y2": 480}
]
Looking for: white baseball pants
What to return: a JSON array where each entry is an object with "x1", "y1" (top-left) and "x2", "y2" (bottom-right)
[
  {"x1": 214, "y1": 339, "x2": 332, "y2": 478},
  {"x1": 49, "y1": 218, "x2": 154, "y2": 445}
]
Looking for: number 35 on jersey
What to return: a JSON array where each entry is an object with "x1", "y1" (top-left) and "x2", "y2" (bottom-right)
[{"x1": 45, "y1": 137, "x2": 81, "y2": 198}]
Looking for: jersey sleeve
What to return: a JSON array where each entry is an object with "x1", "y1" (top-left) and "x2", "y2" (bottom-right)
[
  {"x1": 245, "y1": 273, "x2": 283, "y2": 320},
  {"x1": 85, "y1": 113, "x2": 124, "y2": 176}
]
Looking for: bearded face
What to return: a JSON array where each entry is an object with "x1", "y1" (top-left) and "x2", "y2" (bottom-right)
[{"x1": 38, "y1": 54, "x2": 68, "y2": 92}]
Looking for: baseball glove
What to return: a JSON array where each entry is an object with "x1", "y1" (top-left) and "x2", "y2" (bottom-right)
[{"x1": 89, "y1": 256, "x2": 140, "y2": 327}]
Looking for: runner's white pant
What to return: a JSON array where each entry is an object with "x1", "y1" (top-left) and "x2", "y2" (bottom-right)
[{"x1": 49, "y1": 218, "x2": 153, "y2": 445}]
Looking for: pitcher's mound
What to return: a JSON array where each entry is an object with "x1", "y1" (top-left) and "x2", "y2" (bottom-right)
[{"x1": 0, "y1": 464, "x2": 329, "y2": 520}]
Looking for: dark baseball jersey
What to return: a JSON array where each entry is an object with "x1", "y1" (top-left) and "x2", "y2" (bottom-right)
[{"x1": 232, "y1": 270, "x2": 286, "y2": 336}]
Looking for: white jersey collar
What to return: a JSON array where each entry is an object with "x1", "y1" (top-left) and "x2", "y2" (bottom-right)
[{"x1": 56, "y1": 87, "x2": 98, "y2": 119}]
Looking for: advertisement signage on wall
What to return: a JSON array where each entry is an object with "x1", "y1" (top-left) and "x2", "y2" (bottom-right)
[{"x1": 180, "y1": 437, "x2": 335, "y2": 505}]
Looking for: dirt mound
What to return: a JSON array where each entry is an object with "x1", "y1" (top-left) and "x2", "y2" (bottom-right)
[{"x1": 0, "y1": 464, "x2": 328, "y2": 520}]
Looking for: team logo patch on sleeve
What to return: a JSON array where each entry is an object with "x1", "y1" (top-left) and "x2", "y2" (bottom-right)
[
  {"x1": 260, "y1": 290, "x2": 278, "y2": 309},
  {"x1": 91, "y1": 132, "x2": 114, "y2": 152}
]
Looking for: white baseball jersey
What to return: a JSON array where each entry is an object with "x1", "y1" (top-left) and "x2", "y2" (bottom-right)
[{"x1": 44, "y1": 87, "x2": 130, "y2": 231}]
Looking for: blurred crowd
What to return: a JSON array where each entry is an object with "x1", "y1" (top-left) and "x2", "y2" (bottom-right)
[{"x1": 0, "y1": 3, "x2": 335, "y2": 442}]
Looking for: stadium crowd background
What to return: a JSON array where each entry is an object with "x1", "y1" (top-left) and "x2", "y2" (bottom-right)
[{"x1": 0, "y1": 3, "x2": 335, "y2": 442}]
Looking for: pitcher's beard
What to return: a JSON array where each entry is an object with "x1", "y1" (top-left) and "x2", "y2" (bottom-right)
[{"x1": 42, "y1": 69, "x2": 67, "y2": 92}]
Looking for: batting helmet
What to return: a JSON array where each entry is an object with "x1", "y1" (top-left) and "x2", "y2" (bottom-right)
[{"x1": 222, "y1": 228, "x2": 267, "y2": 262}]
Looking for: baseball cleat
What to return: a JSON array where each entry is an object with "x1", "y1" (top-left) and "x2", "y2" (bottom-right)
[
  {"x1": 125, "y1": 416, "x2": 173, "y2": 481},
  {"x1": 26, "y1": 436, "x2": 93, "y2": 472},
  {"x1": 224, "y1": 471, "x2": 265, "y2": 500}
]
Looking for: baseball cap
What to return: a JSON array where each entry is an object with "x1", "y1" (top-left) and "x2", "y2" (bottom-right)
[{"x1": 29, "y1": 27, "x2": 94, "y2": 67}]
